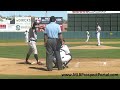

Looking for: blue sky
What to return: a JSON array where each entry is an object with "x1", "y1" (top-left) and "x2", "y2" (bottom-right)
[{"x1": 0, "y1": 11, "x2": 68, "y2": 20}]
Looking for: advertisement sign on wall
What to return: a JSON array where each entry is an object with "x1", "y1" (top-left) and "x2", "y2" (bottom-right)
[
  {"x1": 15, "y1": 17, "x2": 31, "y2": 31},
  {"x1": 0, "y1": 24, "x2": 7, "y2": 29},
  {"x1": 0, "y1": 17, "x2": 31, "y2": 32}
]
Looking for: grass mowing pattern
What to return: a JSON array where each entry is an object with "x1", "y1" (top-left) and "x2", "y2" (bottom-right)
[
  {"x1": 0, "y1": 74, "x2": 119, "y2": 79},
  {"x1": 0, "y1": 44, "x2": 120, "y2": 59},
  {"x1": 0, "y1": 39, "x2": 120, "y2": 79},
  {"x1": 0, "y1": 45, "x2": 46, "y2": 59}
]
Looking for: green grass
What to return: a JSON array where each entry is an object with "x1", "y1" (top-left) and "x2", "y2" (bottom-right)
[
  {"x1": 0, "y1": 39, "x2": 120, "y2": 79},
  {"x1": 0, "y1": 38, "x2": 120, "y2": 43},
  {"x1": 0, "y1": 74, "x2": 119, "y2": 79},
  {"x1": 0, "y1": 45, "x2": 46, "y2": 59},
  {"x1": 71, "y1": 49, "x2": 120, "y2": 58},
  {"x1": 0, "y1": 44, "x2": 120, "y2": 59}
]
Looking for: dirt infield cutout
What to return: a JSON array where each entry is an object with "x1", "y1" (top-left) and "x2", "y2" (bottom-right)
[
  {"x1": 0, "y1": 57, "x2": 120, "y2": 75},
  {"x1": 69, "y1": 45, "x2": 120, "y2": 49}
]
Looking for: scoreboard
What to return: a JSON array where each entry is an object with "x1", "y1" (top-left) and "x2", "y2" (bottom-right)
[
  {"x1": 40, "y1": 17, "x2": 63, "y2": 24},
  {"x1": 35, "y1": 17, "x2": 63, "y2": 31}
]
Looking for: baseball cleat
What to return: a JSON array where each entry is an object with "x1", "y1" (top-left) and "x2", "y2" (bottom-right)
[
  {"x1": 37, "y1": 62, "x2": 44, "y2": 65},
  {"x1": 96, "y1": 44, "x2": 100, "y2": 46},
  {"x1": 62, "y1": 65, "x2": 66, "y2": 69}
]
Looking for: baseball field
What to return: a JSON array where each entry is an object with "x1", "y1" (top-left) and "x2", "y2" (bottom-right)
[{"x1": 0, "y1": 38, "x2": 120, "y2": 79}]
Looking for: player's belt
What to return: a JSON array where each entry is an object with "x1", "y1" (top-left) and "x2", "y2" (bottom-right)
[
  {"x1": 48, "y1": 37, "x2": 58, "y2": 39},
  {"x1": 29, "y1": 40, "x2": 36, "y2": 42}
]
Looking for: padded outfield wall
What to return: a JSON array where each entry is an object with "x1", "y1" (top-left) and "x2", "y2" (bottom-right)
[
  {"x1": 0, "y1": 11, "x2": 120, "y2": 40},
  {"x1": 0, "y1": 31, "x2": 120, "y2": 40},
  {"x1": 67, "y1": 11, "x2": 120, "y2": 32}
]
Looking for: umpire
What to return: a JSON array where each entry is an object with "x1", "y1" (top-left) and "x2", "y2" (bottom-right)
[{"x1": 44, "y1": 16, "x2": 63, "y2": 71}]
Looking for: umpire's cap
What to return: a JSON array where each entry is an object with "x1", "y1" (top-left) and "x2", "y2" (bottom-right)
[{"x1": 50, "y1": 16, "x2": 56, "y2": 22}]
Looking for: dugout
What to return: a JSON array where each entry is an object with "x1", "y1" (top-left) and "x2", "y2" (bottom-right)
[{"x1": 67, "y1": 11, "x2": 120, "y2": 31}]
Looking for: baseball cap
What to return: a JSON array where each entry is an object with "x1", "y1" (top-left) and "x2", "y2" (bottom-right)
[{"x1": 50, "y1": 16, "x2": 56, "y2": 22}]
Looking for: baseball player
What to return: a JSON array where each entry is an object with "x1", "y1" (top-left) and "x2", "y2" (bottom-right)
[
  {"x1": 24, "y1": 30, "x2": 29, "y2": 43},
  {"x1": 96, "y1": 23, "x2": 101, "y2": 46},
  {"x1": 53, "y1": 39, "x2": 72, "y2": 68},
  {"x1": 25, "y1": 21, "x2": 43, "y2": 65},
  {"x1": 85, "y1": 30, "x2": 90, "y2": 42}
]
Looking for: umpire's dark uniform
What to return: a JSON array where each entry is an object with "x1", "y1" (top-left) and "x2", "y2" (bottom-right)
[{"x1": 44, "y1": 16, "x2": 63, "y2": 71}]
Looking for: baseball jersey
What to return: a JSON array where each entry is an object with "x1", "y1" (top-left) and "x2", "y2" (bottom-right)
[
  {"x1": 60, "y1": 45, "x2": 70, "y2": 59},
  {"x1": 28, "y1": 28, "x2": 37, "y2": 41},
  {"x1": 86, "y1": 31, "x2": 90, "y2": 36},
  {"x1": 96, "y1": 25, "x2": 101, "y2": 33}
]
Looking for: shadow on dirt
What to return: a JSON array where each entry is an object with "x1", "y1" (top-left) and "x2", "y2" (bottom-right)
[
  {"x1": 16, "y1": 62, "x2": 31, "y2": 65},
  {"x1": 29, "y1": 67, "x2": 48, "y2": 71}
]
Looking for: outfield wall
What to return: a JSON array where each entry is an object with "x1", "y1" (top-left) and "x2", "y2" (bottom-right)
[
  {"x1": 62, "y1": 31, "x2": 120, "y2": 39},
  {"x1": 0, "y1": 31, "x2": 120, "y2": 40},
  {"x1": 67, "y1": 12, "x2": 120, "y2": 31}
]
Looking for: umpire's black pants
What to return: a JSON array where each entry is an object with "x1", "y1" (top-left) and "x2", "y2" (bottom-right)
[{"x1": 46, "y1": 38, "x2": 63, "y2": 71}]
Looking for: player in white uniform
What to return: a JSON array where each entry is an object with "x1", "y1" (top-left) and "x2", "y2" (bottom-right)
[
  {"x1": 96, "y1": 23, "x2": 101, "y2": 46},
  {"x1": 85, "y1": 31, "x2": 90, "y2": 42},
  {"x1": 25, "y1": 22, "x2": 43, "y2": 65},
  {"x1": 53, "y1": 39, "x2": 72, "y2": 68},
  {"x1": 24, "y1": 30, "x2": 29, "y2": 43}
]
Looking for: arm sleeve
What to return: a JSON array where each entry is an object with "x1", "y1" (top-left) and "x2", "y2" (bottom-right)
[{"x1": 99, "y1": 26, "x2": 101, "y2": 31}]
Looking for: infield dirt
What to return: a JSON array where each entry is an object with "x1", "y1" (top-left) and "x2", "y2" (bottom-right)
[{"x1": 0, "y1": 58, "x2": 120, "y2": 75}]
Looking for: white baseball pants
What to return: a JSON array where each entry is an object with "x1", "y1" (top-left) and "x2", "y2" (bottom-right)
[
  {"x1": 54, "y1": 55, "x2": 72, "y2": 63},
  {"x1": 28, "y1": 41, "x2": 38, "y2": 54},
  {"x1": 97, "y1": 33, "x2": 101, "y2": 45},
  {"x1": 86, "y1": 35, "x2": 90, "y2": 42}
]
